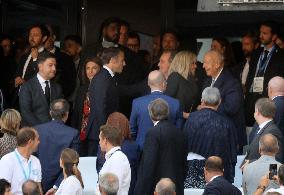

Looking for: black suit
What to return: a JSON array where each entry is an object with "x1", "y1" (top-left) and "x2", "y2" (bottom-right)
[
  {"x1": 19, "y1": 76, "x2": 62, "y2": 126},
  {"x1": 274, "y1": 96, "x2": 284, "y2": 135},
  {"x1": 203, "y1": 176, "x2": 242, "y2": 195},
  {"x1": 53, "y1": 47, "x2": 76, "y2": 98},
  {"x1": 86, "y1": 68, "x2": 119, "y2": 155},
  {"x1": 245, "y1": 46, "x2": 284, "y2": 125},
  {"x1": 134, "y1": 120, "x2": 187, "y2": 195},
  {"x1": 246, "y1": 120, "x2": 283, "y2": 163}
]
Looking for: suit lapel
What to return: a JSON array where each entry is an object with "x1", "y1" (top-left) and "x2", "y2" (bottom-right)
[
  {"x1": 34, "y1": 77, "x2": 49, "y2": 106},
  {"x1": 255, "y1": 121, "x2": 273, "y2": 137}
]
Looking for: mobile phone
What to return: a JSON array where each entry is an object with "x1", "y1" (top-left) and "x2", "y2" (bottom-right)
[{"x1": 269, "y1": 164, "x2": 277, "y2": 180}]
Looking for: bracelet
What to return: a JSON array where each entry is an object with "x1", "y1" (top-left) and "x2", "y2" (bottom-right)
[{"x1": 257, "y1": 185, "x2": 266, "y2": 192}]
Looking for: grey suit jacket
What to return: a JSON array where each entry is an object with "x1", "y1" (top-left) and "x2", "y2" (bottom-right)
[
  {"x1": 19, "y1": 76, "x2": 62, "y2": 126},
  {"x1": 246, "y1": 121, "x2": 283, "y2": 163},
  {"x1": 242, "y1": 155, "x2": 281, "y2": 195}
]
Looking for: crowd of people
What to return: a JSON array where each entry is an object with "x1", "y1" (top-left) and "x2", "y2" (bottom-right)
[{"x1": 1, "y1": 17, "x2": 284, "y2": 195}]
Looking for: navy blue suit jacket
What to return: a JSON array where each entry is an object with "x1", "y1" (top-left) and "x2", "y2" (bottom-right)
[
  {"x1": 130, "y1": 91, "x2": 183, "y2": 149},
  {"x1": 35, "y1": 120, "x2": 80, "y2": 193},
  {"x1": 86, "y1": 68, "x2": 119, "y2": 141},
  {"x1": 274, "y1": 96, "x2": 284, "y2": 135},
  {"x1": 203, "y1": 68, "x2": 247, "y2": 149},
  {"x1": 203, "y1": 176, "x2": 242, "y2": 195}
]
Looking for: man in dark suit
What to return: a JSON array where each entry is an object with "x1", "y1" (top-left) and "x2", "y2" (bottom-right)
[
  {"x1": 245, "y1": 21, "x2": 284, "y2": 126},
  {"x1": 245, "y1": 98, "x2": 283, "y2": 165},
  {"x1": 44, "y1": 24, "x2": 76, "y2": 99},
  {"x1": 82, "y1": 17, "x2": 146, "y2": 118},
  {"x1": 35, "y1": 99, "x2": 79, "y2": 194},
  {"x1": 202, "y1": 50, "x2": 247, "y2": 152},
  {"x1": 19, "y1": 52, "x2": 62, "y2": 126},
  {"x1": 268, "y1": 76, "x2": 284, "y2": 135},
  {"x1": 203, "y1": 156, "x2": 242, "y2": 195},
  {"x1": 85, "y1": 47, "x2": 125, "y2": 156},
  {"x1": 130, "y1": 70, "x2": 183, "y2": 150},
  {"x1": 14, "y1": 24, "x2": 49, "y2": 87},
  {"x1": 134, "y1": 98, "x2": 186, "y2": 195}
]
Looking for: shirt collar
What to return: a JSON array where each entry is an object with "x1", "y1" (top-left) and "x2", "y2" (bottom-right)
[
  {"x1": 257, "y1": 119, "x2": 273, "y2": 134},
  {"x1": 103, "y1": 65, "x2": 115, "y2": 77},
  {"x1": 49, "y1": 47, "x2": 56, "y2": 54},
  {"x1": 105, "y1": 146, "x2": 121, "y2": 160},
  {"x1": 38, "y1": 46, "x2": 44, "y2": 53},
  {"x1": 209, "y1": 175, "x2": 221, "y2": 183},
  {"x1": 272, "y1": 95, "x2": 284, "y2": 100},
  {"x1": 37, "y1": 73, "x2": 49, "y2": 84},
  {"x1": 212, "y1": 68, "x2": 223, "y2": 81},
  {"x1": 15, "y1": 148, "x2": 31, "y2": 163},
  {"x1": 151, "y1": 90, "x2": 163, "y2": 93},
  {"x1": 153, "y1": 121, "x2": 160, "y2": 126}
]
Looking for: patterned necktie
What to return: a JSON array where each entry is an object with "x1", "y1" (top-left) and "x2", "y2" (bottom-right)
[{"x1": 44, "y1": 81, "x2": 50, "y2": 105}]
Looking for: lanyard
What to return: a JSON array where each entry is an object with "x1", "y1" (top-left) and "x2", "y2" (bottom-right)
[
  {"x1": 14, "y1": 150, "x2": 32, "y2": 180},
  {"x1": 255, "y1": 46, "x2": 275, "y2": 77}
]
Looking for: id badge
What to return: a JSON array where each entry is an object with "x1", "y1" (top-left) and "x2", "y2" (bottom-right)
[{"x1": 253, "y1": 77, "x2": 264, "y2": 93}]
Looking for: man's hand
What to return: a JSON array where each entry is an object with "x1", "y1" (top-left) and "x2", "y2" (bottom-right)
[
  {"x1": 45, "y1": 188, "x2": 56, "y2": 195},
  {"x1": 240, "y1": 160, "x2": 249, "y2": 172},
  {"x1": 31, "y1": 48, "x2": 39, "y2": 60},
  {"x1": 183, "y1": 112, "x2": 190, "y2": 119},
  {"x1": 259, "y1": 175, "x2": 269, "y2": 188},
  {"x1": 15, "y1": 76, "x2": 25, "y2": 87}
]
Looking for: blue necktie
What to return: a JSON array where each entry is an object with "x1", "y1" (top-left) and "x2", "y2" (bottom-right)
[{"x1": 257, "y1": 50, "x2": 269, "y2": 77}]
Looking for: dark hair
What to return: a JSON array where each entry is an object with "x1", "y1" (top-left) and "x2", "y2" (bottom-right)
[
  {"x1": 61, "y1": 148, "x2": 84, "y2": 188},
  {"x1": 0, "y1": 34, "x2": 12, "y2": 43},
  {"x1": 255, "y1": 98, "x2": 276, "y2": 118},
  {"x1": 119, "y1": 19, "x2": 130, "y2": 30},
  {"x1": 212, "y1": 37, "x2": 237, "y2": 67},
  {"x1": 205, "y1": 156, "x2": 224, "y2": 173},
  {"x1": 100, "y1": 125, "x2": 123, "y2": 146},
  {"x1": 50, "y1": 99, "x2": 70, "y2": 120},
  {"x1": 17, "y1": 127, "x2": 37, "y2": 147},
  {"x1": 22, "y1": 180, "x2": 40, "y2": 195},
  {"x1": 82, "y1": 56, "x2": 103, "y2": 85},
  {"x1": 278, "y1": 164, "x2": 284, "y2": 185},
  {"x1": 128, "y1": 31, "x2": 140, "y2": 45},
  {"x1": 100, "y1": 47, "x2": 123, "y2": 64},
  {"x1": 161, "y1": 30, "x2": 179, "y2": 42},
  {"x1": 37, "y1": 51, "x2": 56, "y2": 64},
  {"x1": 28, "y1": 24, "x2": 50, "y2": 42},
  {"x1": 0, "y1": 179, "x2": 10, "y2": 195},
  {"x1": 64, "y1": 35, "x2": 82, "y2": 46},
  {"x1": 261, "y1": 21, "x2": 280, "y2": 35},
  {"x1": 99, "y1": 17, "x2": 121, "y2": 40},
  {"x1": 243, "y1": 30, "x2": 260, "y2": 45}
]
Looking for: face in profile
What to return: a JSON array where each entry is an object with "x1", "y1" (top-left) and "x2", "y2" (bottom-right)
[
  {"x1": 38, "y1": 58, "x2": 57, "y2": 80},
  {"x1": 31, "y1": 132, "x2": 40, "y2": 153},
  {"x1": 99, "y1": 132, "x2": 107, "y2": 152},
  {"x1": 203, "y1": 53, "x2": 219, "y2": 77},
  {"x1": 158, "y1": 52, "x2": 171, "y2": 77},
  {"x1": 112, "y1": 51, "x2": 125, "y2": 73},
  {"x1": 104, "y1": 23, "x2": 120, "y2": 43},
  {"x1": 259, "y1": 25, "x2": 275, "y2": 46},
  {"x1": 86, "y1": 61, "x2": 101, "y2": 81}
]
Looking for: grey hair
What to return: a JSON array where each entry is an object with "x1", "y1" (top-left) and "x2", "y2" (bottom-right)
[
  {"x1": 155, "y1": 178, "x2": 176, "y2": 195},
  {"x1": 201, "y1": 87, "x2": 221, "y2": 106},
  {"x1": 148, "y1": 98, "x2": 169, "y2": 121},
  {"x1": 259, "y1": 133, "x2": 279, "y2": 154},
  {"x1": 99, "y1": 173, "x2": 119, "y2": 195},
  {"x1": 50, "y1": 99, "x2": 70, "y2": 120}
]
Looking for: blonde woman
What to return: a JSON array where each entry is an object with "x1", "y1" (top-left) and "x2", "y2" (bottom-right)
[
  {"x1": 165, "y1": 51, "x2": 199, "y2": 118},
  {"x1": 0, "y1": 109, "x2": 21, "y2": 158},
  {"x1": 54, "y1": 148, "x2": 84, "y2": 195}
]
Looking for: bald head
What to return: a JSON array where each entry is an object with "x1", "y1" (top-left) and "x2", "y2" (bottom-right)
[
  {"x1": 259, "y1": 133, "x2": 279, "y2": 156},
  {"x1": 148, "y1": 70, "x2": 166, "y2": 91},
  {"x1": 268, "y1": 76, "x2": 284, "y2": 99},
  {"x1": 22, "y1": 180, "x2": 40, "y2": 195},
  {"x1": 154, "y1": 178, "x2": 176, "y2": 195},
  {"x1": 203, "y1": 50, "x2": 224, "y2": 78}
]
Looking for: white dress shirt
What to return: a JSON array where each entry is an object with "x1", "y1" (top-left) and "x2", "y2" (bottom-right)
[
  {"x1": 211, "y1": 68, "x2": 223, "y2": 86},
  {"x1": 0, "y1": 149, "x2": 42, "y2": 195},
  {"x1": 257, "y1": 120, "x2": 273, "y2": 134},
  {"x1": 97, "y1": 146, "x2": 131, "y2": 195},
  {"x1": 103, "y1": 65, "x2": 115, "y2": 77},
  {"x1": 37, "y1": 73, "x2": 50, "y2": 94},
  {"x1": 55, "y1": 175, "x2": 82, "y2": 195},
  {"x1": 241, "y1": 60, "x2": 250, "y2": 85}
]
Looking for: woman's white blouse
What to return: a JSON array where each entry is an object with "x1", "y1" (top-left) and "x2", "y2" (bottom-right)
[{"x1": 55, "y1": 175, "x2": 83, "y2": 195}]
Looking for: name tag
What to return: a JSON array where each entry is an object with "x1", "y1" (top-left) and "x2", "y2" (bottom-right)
[{"x1": 253, "y1": 77, "x2": 264, "y2": 93}]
